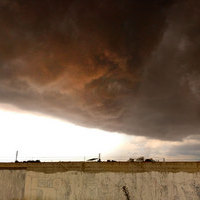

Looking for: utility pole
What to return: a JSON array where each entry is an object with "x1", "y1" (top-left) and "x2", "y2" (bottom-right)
[
  {"x1": 98, "y1": 153, "x2": 101, "y2": 162},
  {"x1": 15, "y1": 150, "x2": 18, "y2": 162}
]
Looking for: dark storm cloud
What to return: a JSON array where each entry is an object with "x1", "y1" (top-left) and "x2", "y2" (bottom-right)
[
  {"x1": 166, "y1": 135, "x2": 200, "y2": 158},
  {"x1": 0, "y1": 0, "x2": 200, "y2": 140},
  {"x1": 168, "y1": 143, "x2": 200, "y2": 157}
]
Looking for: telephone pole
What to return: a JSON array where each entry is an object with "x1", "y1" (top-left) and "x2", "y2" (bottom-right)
[{"x1": 15, "y1": 150, "x2": 18, "y2": 162}]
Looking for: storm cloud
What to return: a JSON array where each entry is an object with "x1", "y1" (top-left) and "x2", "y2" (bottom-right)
[{"x1": 0, "y1": 0, "x2": 200, "y2": 140}]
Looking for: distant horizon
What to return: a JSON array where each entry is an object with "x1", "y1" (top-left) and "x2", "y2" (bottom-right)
[{"x1": 0, "y1": 104, "x2": 199, "y2": 163}]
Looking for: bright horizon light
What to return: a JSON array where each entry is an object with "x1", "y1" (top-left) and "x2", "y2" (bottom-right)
[
  {"x1": 0, "y1": 103, "x2": 197, "y2": 162},
  {"x1": 0, "y1": 103, "x2": 126, "y2": 162}
]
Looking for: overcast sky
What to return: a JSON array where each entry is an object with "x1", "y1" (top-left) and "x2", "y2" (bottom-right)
[{"x1": 0, "y1": 0, "x2": 200, "y2": 161}]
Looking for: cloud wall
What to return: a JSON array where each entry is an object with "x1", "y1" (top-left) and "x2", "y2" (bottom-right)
[{"x1": 0, "y1": 0, "x2": 200, "y2": 140}]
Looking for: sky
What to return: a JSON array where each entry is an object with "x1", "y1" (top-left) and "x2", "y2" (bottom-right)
[{"x1": 0, "y1": 0, "x2": 200, "y2": 161}]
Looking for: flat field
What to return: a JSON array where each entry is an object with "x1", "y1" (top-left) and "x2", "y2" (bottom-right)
[{"x1": 0, "y1": 161, "x2": 199, "y2": 173}]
